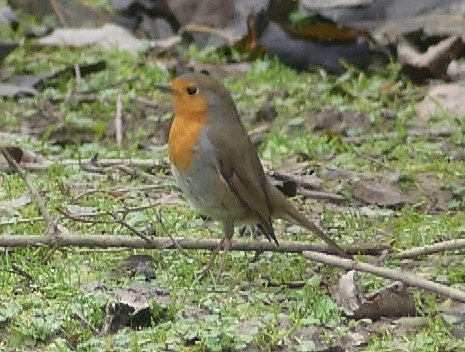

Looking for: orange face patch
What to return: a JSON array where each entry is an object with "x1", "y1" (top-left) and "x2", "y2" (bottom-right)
[{"x1": 169, "y1": 78, "x2": 208, "y2": 116}]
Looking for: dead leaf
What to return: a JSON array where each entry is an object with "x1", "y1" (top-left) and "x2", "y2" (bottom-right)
[
  {"x1": 0, "y1": 192, "x2": 31, "y2": 209},
  {"x1": 0, "y1": 146, "x2": 47, "y2": 166},
  {"x1": 120, "y1": 254, "x2": 156, "y2": 280},
  {"x1": 0, "y1": 83, "x2": 38, "y2": 98},
  {"x1": 236, "y1": 9, "x2": 375, "y2": 73},
  {"x1": 9, "y1": 0, "x2": 113, "y2": 27},
  {"x1": 0, "y1": 41, "x2": 18, "y2": 64},
  {"x1": 398, "y1": 36, "x2": 463, "y2": 83},
  {"x1": 35, "y1": 24, "x2": 146, "y2": 54},
  {"x1": 374, "y1": 14, "x2": 465, "y2": 46},
  {"x1": 10, "y1": 60, "x2": 106, "y2": 89},
  {"x1": 82, "y1": 281, "x2": 170, "y2": 333},
  {"x1": 336, "y1": 270, "x2": 364, "y2": 315},
  {"x1": 0, "y1": 6, "x2": 19, "y2": 30},
  {"x1": 310, "y1": 107, "x2": 375, "y2": 136},
  {"x1": 301, "y1": 0, "x2": 373, "y2": 8},
  {"x1": 65, "y1": 204, "x2": 97, "y2": 216},
  {"x1": 357, "y1": 282, "x2": 416, "y2": 320},
  {"x1": 337, "y1": 277, "x2": 416, "y2": 321},
  {"x1": 415, "y1": 83, "x2": 465, "y2": 119},
  {"x1": 351, "y1": 179, "x2": 406, "y2": 208}
]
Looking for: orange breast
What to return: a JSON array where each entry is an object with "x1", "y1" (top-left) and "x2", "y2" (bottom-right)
[{"x1": 168, "y1": 113, "x2": 207, "y2": 174}]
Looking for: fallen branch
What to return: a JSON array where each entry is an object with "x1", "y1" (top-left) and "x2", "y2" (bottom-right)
[
  {"x1": 342, "y1": 129, "x2": 452, "y2": 144},
  {"x1": 115, "y1": 94, "x2": 123, "y2": 148},
  {"x1": 0, "y1": 146, "x2": 57, "y2": 237},
  {"x1": 183, "y1": 23, "x2": 239, "y2": 45},
  {"x1": 0, "y1": 234, "x2": 389, "y2": 255},
  {"x1": 303, "y1": 251, "x2": 465, "y2": 303},
  {"x1": 0, "y1": 158, "x2": 164, "y2": 172},
  {"x1": 0, "y1": 204, "x2": 156, "y2": 228},
  {"x1": 395, "y1": 239, "x2": 465, "y2": 259}
]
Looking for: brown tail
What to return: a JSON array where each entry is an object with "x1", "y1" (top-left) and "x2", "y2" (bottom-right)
[{"x1": 269, "y1": 185, "x2": 350, "y2": 258}]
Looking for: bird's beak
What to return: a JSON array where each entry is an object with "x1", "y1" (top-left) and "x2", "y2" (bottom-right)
[{"x1": 154, "y1": 84, "x2": 173, "y2": 93}]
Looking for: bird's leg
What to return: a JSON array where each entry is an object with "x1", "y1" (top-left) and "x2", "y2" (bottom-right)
[
  {"x1": 198, "y1": 236, "x2": 224, "y2": 279},
  {"x1": 250, "y1": 224, "x2": 265, "y2": 262},
  {"x1": 216, "y1": 221, "x2": 234, "y2": 282},
  {"x1": 198, "y1": 221, "x2": 233, "y2": 279}
]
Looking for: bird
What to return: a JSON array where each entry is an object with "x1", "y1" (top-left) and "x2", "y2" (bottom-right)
[{"x1": 156, "y1": 71, "x2": 347, "y2": 280}]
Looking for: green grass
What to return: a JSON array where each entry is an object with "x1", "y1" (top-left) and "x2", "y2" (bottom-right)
[{"x1": 0, "y1": 31, "x2": 465, "y2": 351}]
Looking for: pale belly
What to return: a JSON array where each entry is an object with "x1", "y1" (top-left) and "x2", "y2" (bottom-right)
[{"x1": 171, "y1": 159, "x2": 251, "y2": 222}]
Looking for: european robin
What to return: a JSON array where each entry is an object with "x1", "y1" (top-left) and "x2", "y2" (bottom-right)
[{"x1": 156, "y1": 72, "x2": 346, "y2": 279}]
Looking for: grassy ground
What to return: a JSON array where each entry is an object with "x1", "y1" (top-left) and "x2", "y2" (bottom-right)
[{"x1": 1, "y1": 22, "x2": 465, "y2": 351}]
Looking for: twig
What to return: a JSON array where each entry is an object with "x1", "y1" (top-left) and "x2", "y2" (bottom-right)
[
  {"x1": 302, "y1": 251, "x2": 465, "y2": 303},
  {"x1": 342, "y1": 129, "x2": 452, "y2": 144},
  {"x1": 352, "y1": 149, "x2": 393, "y2": 170},
  {"x1": 0, "y1": 234, "x2": 389, "y2": 255},
  {"x1": 395, "y1": 239, "x2": 465, "y2": 259},
  {"x1": 74, "y1": 64, "x2": 81, "y2": 86},
  {"x1": 0, "y1": 158, "x2": 165, "y2": 172},
  {"x1": 108, "y1": 212, "x2": 155, "y2": 244},
  {"x1": 155, "y1": 210, "x2": 194, "y2": 260},
  {"x1": 0, "y1": 146, "x2": 57, "y2": 237},
  {"x1": 100, "y1": 301, "x2": 115, "y2": 336},
  {"x1": 0, "y1": 204, "x2": 156, "y2": 228},
  {"x1": 49, "y1": 0, "x2": 68, "y2": 27},
  {"x1": 135, "y1": 97, "x2": 158, "y2": 108},
  {"x1": 116, "y1": 164, "x2": 164, "y2": 183},
  {"x1": 72, "y1": 309, "x2": 99, "y2": 335},
  {"x1": 183, "y1": 23, "x2": 239, "y2": 45},
  {"x1": 9, "y1": 264, "x2": 35, "y2": 282},
  {"x1": 298, "y1": 188, "x2": 348, "y2": 205},
  {"x1": 56, "y1": 207, "x2": 116, "y2": 225},
  {"x1": 72, "y1": 184, "x2": 165, "y2": 201},
  {"x1": 115, "y1": 94, "x2": 123, "y2": 148}
]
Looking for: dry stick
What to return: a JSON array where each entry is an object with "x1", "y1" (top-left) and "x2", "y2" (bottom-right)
[
  {"x1": 0, "y1": 158, "x2": 164, "y2": 172},
  {"x1": 74, "y1": 64, "x2": 82, "y2": 86},
  {"x1": 155, "y1": 210, "x2": 194, "y2": 260},
  {"x1": 0, "y1": 234, "x2": 389, "y2": 255},
  {"x1": 298, "y1": 188, "x2": 348, "y2": 205},
  {"x1": 49, "y1": 0, "x2": 68, "y2": 27},
  {"x1": 115, "y1": 94, "x2": 123, "y2": 148},
  {"x1": 0, "y1": 146, "x2": 57, "y2": 237},
  {"x1": 302, "y1": 251, "x2": 465, "y2": 303},
  {"x1": 107, "y1": 212, "x2": 155, "y2": 244},
  {"x1": 73, "y1": 184, "x2": 165, "y2": 201},
  {"x1": 0, "y1": 204, "x2": 156, "y2": 228},
  {"x1": 117, "y1": 164, "x2": 164, "y2": 183},
  {"x1": 395, "y1": 239, "x2": 465, "y2": 259},
  {"x1": 135, "y1": 96, "x2": 159, "y2": 108},
  {"x1": 352, "y1": 149, "x2": 393, "y2": 170},
  {"x1": 342, "y1": 129, "x2": 452, "y2": 144},
  {"x1": 183, "y1": 23, "x2": 238, "y2": 45}
]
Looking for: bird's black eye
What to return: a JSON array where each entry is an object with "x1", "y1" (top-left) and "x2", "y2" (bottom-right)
[{"x1": 186, "y1": 86, "x2": 198, "y2": 95}]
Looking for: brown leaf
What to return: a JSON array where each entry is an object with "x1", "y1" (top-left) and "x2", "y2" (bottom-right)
[
  {"x1": 336, "y1": 270, "x2": 364, "y2": 315},
  {"x1": 0, "y1": 146, "x2": 47, "y2": 166},
  {"x1": 0, "y1": 83, "x2": 38, "y2": 98},
  {"x1": 415, "y1": 83, "x2": 465, "y2": 119},
  {"x1": 236, "y1": 10, "x2": 375, "y2": 73},
  {"x1": 9, "y1": 0, "x2": 113, "y2": 27},
  {"x1": 0, "y1": 192, "x2": 31, "y2": 209},
  {"x1": 355, "y1": 282, "x2": 416, "y2": 320},
  {"x1": 35, "y1": 24, "x2": 145, "y2": 54},
  {"x1": 351, "y1": 179, "x2": 405, "y2": 208},
  {"x1": 398, "y1": 35, "x2": 463, "y2": 83},
  {"x1": 337, "y1": 275, "x2": 417, "y2": 321}
]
